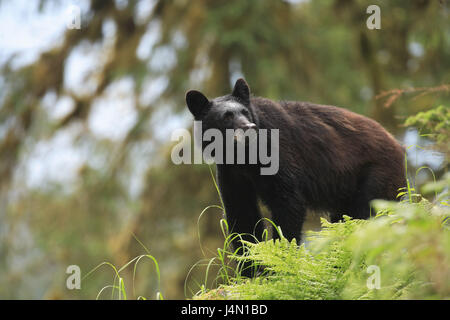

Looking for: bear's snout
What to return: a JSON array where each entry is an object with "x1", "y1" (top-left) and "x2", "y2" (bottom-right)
[
  {"x1": 244, "y1": 123, "x2": 256, "y2": 130},
  {"x1": 234, "y1": 118, "x2": 256, "y2": 131}
]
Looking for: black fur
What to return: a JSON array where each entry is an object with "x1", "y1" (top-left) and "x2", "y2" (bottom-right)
[{"x1": 186, "y1": 79, "x2": 405, "y2": 276}]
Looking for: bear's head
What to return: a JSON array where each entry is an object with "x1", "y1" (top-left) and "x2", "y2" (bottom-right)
[{"x1": 185, "y1": 78, "x2": 258, "y2": 133}]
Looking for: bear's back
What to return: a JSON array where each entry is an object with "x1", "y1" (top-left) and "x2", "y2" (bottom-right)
[
  {"x1": 250, "y1": 97, "x2": 404, "y2": 190},
  {"x1": 251, "y1": 97, "x2": 402, "y2": 159}
]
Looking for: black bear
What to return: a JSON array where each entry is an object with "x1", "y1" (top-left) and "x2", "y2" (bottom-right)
[{"x1": 185, "y1": 78, "x2": 405, "y2": 275}]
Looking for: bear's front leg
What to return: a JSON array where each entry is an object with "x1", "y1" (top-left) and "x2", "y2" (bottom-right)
[{"x1": 216, "y1": 165, "x2": 265, "y2": 277}]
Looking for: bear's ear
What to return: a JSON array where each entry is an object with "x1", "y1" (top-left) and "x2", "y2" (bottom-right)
[
  {"x1": 186, "y1": 90, "x2": 210, "y2": 118},
  {"x1": 232, "y1": 78, "x2": 250, "y2": 104}
]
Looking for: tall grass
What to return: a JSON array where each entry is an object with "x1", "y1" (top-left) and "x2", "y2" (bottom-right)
[
  {"x1": 194, "y1": 196, "x2": 449, "y2": 300},
  {"x1": 83, "y1": 233, "x2": 162, "y2": 300}
]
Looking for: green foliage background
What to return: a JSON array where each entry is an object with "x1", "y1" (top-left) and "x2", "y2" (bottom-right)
[{"x1": 0, "y1": 0, "x2": 448, "y2": 299}]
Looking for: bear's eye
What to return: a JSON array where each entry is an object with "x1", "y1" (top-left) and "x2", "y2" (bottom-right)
[{"x1": 241, "y1": 109, "x2": 249, "y2": 117}]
